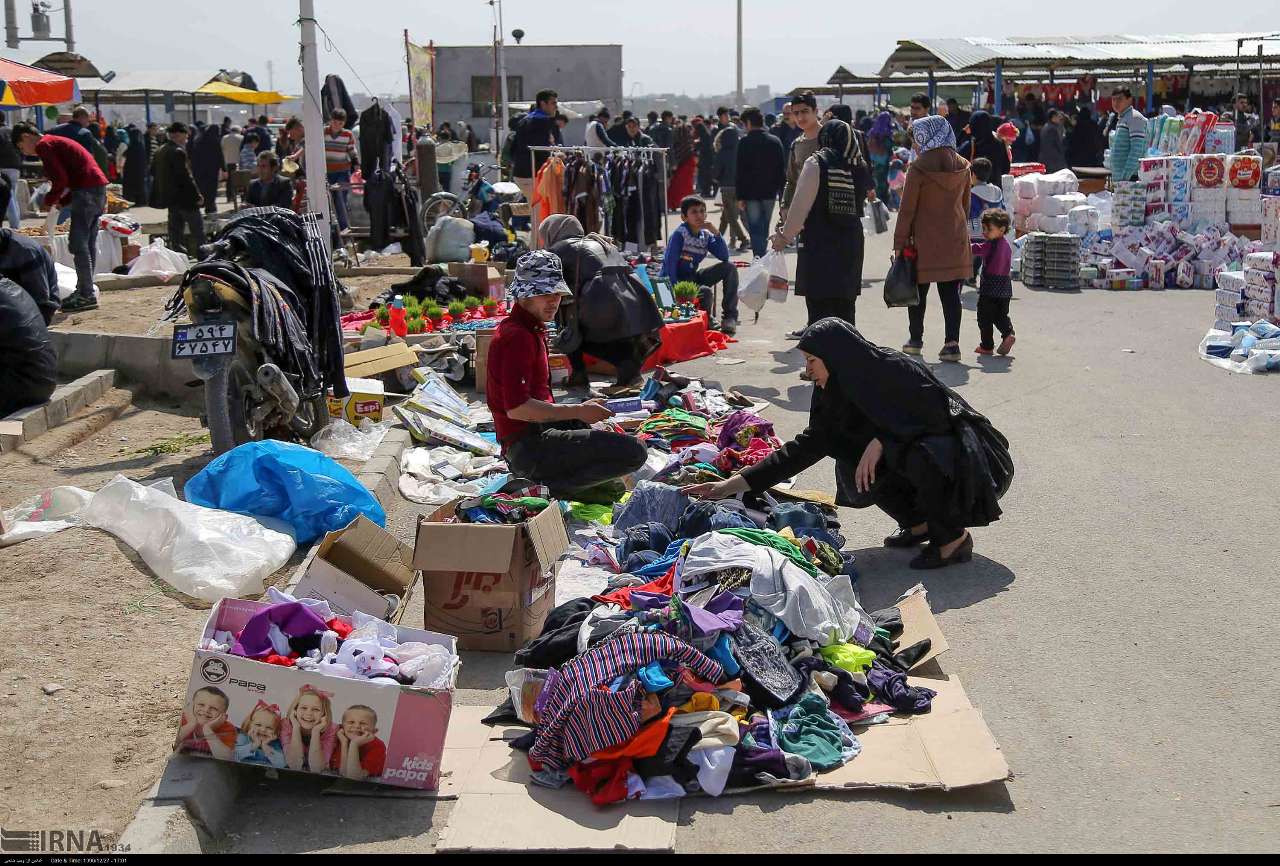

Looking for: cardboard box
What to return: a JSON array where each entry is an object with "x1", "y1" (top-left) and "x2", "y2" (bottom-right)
[
  {"x1": 295, "y1": 515, "x2": 418, "y2": 622},
  {"x1": 343, "y1": 342, "x2": 418, "y2": 378},
  {"x1": 414, "y1": 500, "x2": 568, "y2": 652},
  {"x1": 548, "y1": 353, "x2": 570, "y2": 385},
  {"x1": 328, "y1": 376, "x2": 385, "y2": 423},
  {"x1": 448, "y1": 261, "x2": 507, "y2": 299},
  {"x1": 179, "y1": 597, "x2": 456, "y2": 790},
  {"x1": 473, "y1": 328, "x2": 497, "y2": 394}
]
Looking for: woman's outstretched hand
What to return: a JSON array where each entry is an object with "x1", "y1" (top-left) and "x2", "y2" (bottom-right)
[
  {"x1": 682, "y1": 475, "x2": 749, "y2": 501},
  {"x1": 856, "y1": 438, "x2": 884, "y2": 493}
]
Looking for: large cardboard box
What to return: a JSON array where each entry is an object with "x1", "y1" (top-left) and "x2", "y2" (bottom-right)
[
  {"x1": 294, "y1": 515, "x2": 418, "y2": 622},
  {"x1": 413, "y1": 500, "x2": 567, "y2": 652},
  {"x1": 473, "y1": 328, "x2": 497, "y2": 394},
  {"x1": 178, "y1": 598, "x2": 456, "y2": 790},
  {"x1": 448, "y1": 261, "x2": 507, "y2": 299}
]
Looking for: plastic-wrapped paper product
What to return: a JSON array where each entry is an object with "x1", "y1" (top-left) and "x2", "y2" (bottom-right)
[
  {"x1": 1032, "y1": 169, "x2": 1079, "y2": 196},
  {"x1": 1041, "y1": 215, "x2": 1069, "y2": 233},
  {"x1": 1035, "y1": 192, "x2": 1087, "y2": 217},
  {"x1": 1067, "y1": 205, "x2": 1100, "y2": 236},
  {"x1": 1013, "y1": 175, "x2": 1039, "y2": 200},
  {"x1": 1228, "y1": 155, "x2": 1263, "y2": 189},
  {"x1": 1193, "y1": 154, "x2": 1227, "y2": 188},
  {"x1": 1243, "y1": 252, "x2": 1280, "y2": 271},
  {"x1": 1001, "y1": 174, "x2": 1016, "y2": 202}
]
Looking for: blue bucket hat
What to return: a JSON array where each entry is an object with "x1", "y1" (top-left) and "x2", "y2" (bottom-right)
[{"x1": 511, "y1": 249, "x2": 572, "y2": 300}]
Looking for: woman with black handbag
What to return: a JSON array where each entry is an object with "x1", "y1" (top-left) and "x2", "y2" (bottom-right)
[{"x1": 684, "y1": 319, "x2": 1013, "y2": 570}]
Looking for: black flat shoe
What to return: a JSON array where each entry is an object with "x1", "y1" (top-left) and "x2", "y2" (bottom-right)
[
  {"x1": 909, "y1": 533, "x2": 973, "y2": 570},
  {"x1": 884, "y1": 527, "x2": 929, "y2": 548}
]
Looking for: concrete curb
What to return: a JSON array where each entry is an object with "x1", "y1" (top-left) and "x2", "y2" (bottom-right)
[
  {"x1": 116, "y1": 423, "x2": 415, "y2": 853},
  {"x1": 50, "y1": 331, "x2": 198, "y2": 405},
  {"x1": 1, "y1": 370, "x2": 117, "y2": 453}
]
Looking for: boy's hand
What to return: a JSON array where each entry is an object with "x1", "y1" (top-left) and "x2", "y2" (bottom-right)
[
  {"x1": 202, "y1": 713, "x2": 227, "y2": 737},
  {"x1": 575, "y1": 400, "x2": 613, "y2": 424},
  {"x1": 350, "y1": 731, "x2": 375, "y2": 748},
  {"x1": 336, "y1": 728, "x2": 349, "y2": 746}
]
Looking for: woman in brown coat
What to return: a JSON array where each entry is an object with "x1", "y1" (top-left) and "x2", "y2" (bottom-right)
[{"x1": 893, "y1": 115, "x2": 973, "y2": 362}]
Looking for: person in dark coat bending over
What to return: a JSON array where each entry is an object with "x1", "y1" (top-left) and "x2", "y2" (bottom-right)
[{"x1": 684, "y1": 318, "x2": 1013, "y2": 570}]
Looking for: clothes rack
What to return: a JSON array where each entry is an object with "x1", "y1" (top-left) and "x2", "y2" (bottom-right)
[{"x1": 527, "y1": 145, "x2": 670, "y2": 250}]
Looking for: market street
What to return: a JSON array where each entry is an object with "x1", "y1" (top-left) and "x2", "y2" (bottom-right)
[{"x1": 208, "y1": 219, "x2": 1280, "y2": 854}]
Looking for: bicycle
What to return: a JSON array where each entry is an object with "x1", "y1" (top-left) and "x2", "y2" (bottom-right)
[{"x1": 419, "y1": 162, "x2": 521, "y2": 234}]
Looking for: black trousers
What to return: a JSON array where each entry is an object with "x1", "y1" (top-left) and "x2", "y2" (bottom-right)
[
  {"x1": 167, "y1": 207, "x2": 206, "y2": 259},
  {"x1": 804, "y1": 295, "x2": 856, "y2": 328},
  {"x1": 505, "y1": 423, "x2": 648, "y2": 498},
  {"x1": 976, "y1": 296, "x2": 1014, "y2": 349},
  {"x1": 908, "y1": 280, "x2": 963, "y2": 344},
  {"x1": 841, "y1": 454, "x2": 963, "y2": 547},
  {"x1": 693, "y1": 260, "x2": 740, "y2": 322}
]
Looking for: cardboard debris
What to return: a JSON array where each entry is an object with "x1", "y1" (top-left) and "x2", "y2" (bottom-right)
[
  {"x1": 431, "y1": 593, "x2": 1008, "y2": 850},
  {"x1": 295, "y1": 515, "x2": 418, "y2": 623},
  {"x1": 343, "y1": 342, "x2": 418, "y2": 378},
  {"x1": 414, "y1": 501, "x2": 568, "y2": 652},
  {"x1": 328, "y1": 376, "x2": 385, "y2": 424}
]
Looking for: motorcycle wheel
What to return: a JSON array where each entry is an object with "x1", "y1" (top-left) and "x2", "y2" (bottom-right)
[
  {"x1": 291, "y1": 394, "x2": 331, "y2": 440},
  {"x1": 206, "y1": 357, "x2": 262, "y2": 455},
  {"x1": 421, "y1": 192, "x2": 464, "y2": 234}
]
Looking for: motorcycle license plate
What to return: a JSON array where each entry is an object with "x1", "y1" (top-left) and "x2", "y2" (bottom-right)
[{"x1": 171, "y1": 323, "x2": 237, "y2": 359}]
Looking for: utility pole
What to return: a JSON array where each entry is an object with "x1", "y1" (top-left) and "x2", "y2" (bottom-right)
[
  {"x1": 63, "y1": 0, "x2": 73, "y2": 52},
  {"x1": 298, "y1": 0, "x2": 332, "y2": 252},
  {"x1": 493, "y1": 0, "x2": 511, "y2": 140},
  {"x1": 735, "y1": 0, "x2": 743, "y2": 108}
]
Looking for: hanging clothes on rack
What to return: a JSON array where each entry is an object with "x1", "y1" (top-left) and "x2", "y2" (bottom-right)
[
  {"x1": 358, "y1": 101, "x2": 395, "y2": 175},
  {"x1": 531, "y1": 154, "x2": 566, "y2": 227}
]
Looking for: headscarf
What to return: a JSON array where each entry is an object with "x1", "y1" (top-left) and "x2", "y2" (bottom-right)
[
  {"x1": 510, "y1": 249, "x2": 572, "y2": 300},
  {"x1": 797, "y1": 318, "x2": 952, "y2": 441},
  {"x1": 911, "y1": 115, "x2": 956, "y2": 154},
  {"x1": 817, "y1": 119, "x2": 856, "y2": 170},
  {"x1": 538, "y1": 214, "x2": 584, "y2": 247},
  {"x1": 869, "y1": 111, "x2": 895, "y2": 144},
  {"x1": 968, "y1": 110, "x2": 994, "y2": 140}
]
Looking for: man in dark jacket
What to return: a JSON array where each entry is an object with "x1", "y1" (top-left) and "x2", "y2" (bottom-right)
[
  {"x1": 646, "y1": 111, "x2": 674, "y2": 149},
  {"x1": 244, "y1": 151, "x2": 294, "y2": 209},
  {"x1": 49, "y1": 106, "x2": 98, "y2": 157},
  {"x1": 150, "y1": 122, "x2": 205, "y2": 258},
  {"x1": 616, "y1": 117, "x2": 654, "y2": 148},
  {"x1": 735, "y1": 108, "x2": 786, "y2": 257},
  {"x1": 0, "y1": 227, "x2": 60, "y2": 324},
  {"x1": 510, "y1": 89, "x2": 560, "y2": 204},
  {"x1": 769, "y1": 103, "x2": 800, "y2": 154},
  {"x1": 712, "y1": 108, "x2": 748, "y2": 251}
]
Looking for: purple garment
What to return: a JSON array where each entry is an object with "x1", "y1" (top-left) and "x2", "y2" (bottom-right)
[
  {"x1": 231, "y1": 602, "x2": 329, "y2": 659},
  {"x1": 716, "y1": 410, "x2": 774, "y2": 450},
  {"x1": 684, "y1": 591, "x2": 745, "y2": 636},
  {"x1": 866, "y1": 660, "x2": 937, "y2": 714},
  {"x1": 629, "y1": 591, "x2": 674, "y2": 611},
  {"x1": 971, "y1": 237, "x2": 1012, "y2": 278}
]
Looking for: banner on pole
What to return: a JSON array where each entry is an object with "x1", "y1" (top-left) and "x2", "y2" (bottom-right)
[{"x1": 407, "y1": 39, "x2": 434, "y2": 131}]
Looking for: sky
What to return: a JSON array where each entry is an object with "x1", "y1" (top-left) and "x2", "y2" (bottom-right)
[{"x1": 10, "y1": 1, "x2": 1278, "y2": 97}]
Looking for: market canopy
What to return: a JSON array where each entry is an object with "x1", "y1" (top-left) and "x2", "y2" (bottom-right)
[
  {"x1": 79, "y1": 69, "x2": 219, "y2": 96},
  {"x1": 878, "y1": 32, "x2": 1280, "y2": 75},
  {"x1": 0, "y1": 57, "x2": 78, "y2": 106},
  {"x1": 196, "y1": 80, "x2": 289, "y2": 104}
]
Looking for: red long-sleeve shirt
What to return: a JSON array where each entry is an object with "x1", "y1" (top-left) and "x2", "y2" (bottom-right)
[{"x1": 36, "y1": 134, "x2": 107, "y2": 208}]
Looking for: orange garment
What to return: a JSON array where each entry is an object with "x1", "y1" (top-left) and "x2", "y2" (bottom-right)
[
  {"x1": 591, "y1": 708, "x2": 675, "y2": 761},
  {"x1": 531, "y1": 155, "x2": 565, "y2": 224}
]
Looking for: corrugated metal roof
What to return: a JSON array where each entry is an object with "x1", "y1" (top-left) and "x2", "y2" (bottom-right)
[
  {"x1": 879, "y1": 32, "x2": 1280, "y2": 74},
  {"x1": 79, "y1": 70, "x2": 216, "y2": 95}
]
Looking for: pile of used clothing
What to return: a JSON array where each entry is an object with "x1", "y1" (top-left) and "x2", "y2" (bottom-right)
[
  {"x1": 494, "y1": 490, "x2": 939, "y2": 804},
  {"x1": 203, "y1": 587, "x2": 456, "y2": 689}
]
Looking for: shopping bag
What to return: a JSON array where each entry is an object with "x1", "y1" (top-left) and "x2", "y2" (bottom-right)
[
  {"x1": 763, "y1": 250, "x2": 789, "y2": 303},
  {"x1": 870, "y1": 199, "x2": 890, "y2": 234},
  {"x1": 883, "y1": 250, "x2": 919, "y2": 307},
  {"x1": 738, "y1": 258, "x2": 768, "y2": 313}
]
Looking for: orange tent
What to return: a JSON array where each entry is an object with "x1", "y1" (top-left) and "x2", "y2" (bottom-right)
[{"x1": 0, "y1": 57, "x2": 77, "y2": 106}]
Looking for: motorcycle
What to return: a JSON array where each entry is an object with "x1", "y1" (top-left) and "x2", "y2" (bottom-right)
[
  {"x1": 166, "y1": 207, "x2": 344, "y2": 455},
  {"x1": 420, "y1": 162, "x2": 523, "y2": 233}
]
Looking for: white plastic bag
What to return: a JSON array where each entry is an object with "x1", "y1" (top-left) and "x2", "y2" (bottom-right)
[
  {"x1": 737, "y1": 259, "x2": 768, "y2": 313},
  {"x1": 0, "y1": 477, "x2": 174, "y2": 547},
  {"x1": 127, "y1": 238, "x2": 191, "y2": 278},
  {"x1": 309, "y1": 418, "x2": 392, "y2": 462},
  {"x1": 425, "y1": 216, "x2": 475, "y2": 263},
  {"x1": 763, "y1": 250, "x2": 790, "y2": 303},
  {"x1": 84, "y1": 474, "x2": 296, "y2": 602}
]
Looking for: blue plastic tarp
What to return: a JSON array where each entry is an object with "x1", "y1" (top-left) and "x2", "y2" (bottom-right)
[{"x1": 184, "y1": 440, "x2": 385, "y2": 544}]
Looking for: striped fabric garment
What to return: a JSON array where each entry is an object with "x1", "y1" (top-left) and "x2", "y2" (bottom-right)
[
  {"x1": 323, "y1": 129, "x2": 356, "y2": 174},
  {"x1": 825, "y1": 165, "x2": 860, "y2": 218},
  {"x1": 530, "y1": 631, "x2": 724, "y2": 771}
]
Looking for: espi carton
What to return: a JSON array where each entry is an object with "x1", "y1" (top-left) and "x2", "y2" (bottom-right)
[
  {"x1": 413, "y1": 499, "x2": 568, "y2": 652},
  {"x1": 178, "y1": 598, "x2": 457, "y2": 790},
  {"x1": 294, "y1": 515, "x2": 417, "y2": 623}
]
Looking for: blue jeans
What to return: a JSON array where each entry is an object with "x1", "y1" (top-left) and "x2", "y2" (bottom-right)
[
  {"x1": 1, "y1": 168, "x2": 20, "y2": 227},
  {"x1": 743, "y1": 199, "x2": 776, "y2": 258},
  {"x1": 69, "y1": 187, "x2": 107, "y2": 298},
  {"x1": 327, "y1": 170, "x2": 351, "y2": 230}
]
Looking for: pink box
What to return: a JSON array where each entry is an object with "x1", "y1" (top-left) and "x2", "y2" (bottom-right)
[{"x1": 176, "y1": 598, "x2": 456, "y2": 789}]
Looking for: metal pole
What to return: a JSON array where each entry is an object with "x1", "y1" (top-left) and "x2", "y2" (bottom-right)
[
  {"x1": 403, "y1": 29, "x2": 415, "y2": 133},
  {"x1": 144, "y1": 90, "x2": 151, "y2": 124},
  {"x1": 1185, "y1": 64, "x2": 1194, "y2": 113},
  {"x1": 299, "y1": 0, "x2": 332, "y2": 252},
  {"x1": 874, "y1": 83, "x2": 882, "y2": 107},
  {"x1": 1146, "y1": 63, "x2": 1154, "y2": 113},
  {"x1": 1260, "y1": 44, "x2": 1266, "y2": 148},
  {"x1": 191, "y1": 92, "x2": 196, "y2": 123},
  {"x1": 927, "y1": 69, "x2": 936, "y2": 111},
  {"x1": 5, "y1": 0, "x2": 19, "y2": 49},
  {"x1": 63, "y1": 0, "x2": 74, "y2": 52},
  {"x1": 496, "y1": 0, "x2": 510, "y2": 140},
  {"x1": 735, "y1": 0, "x2": 743, "y2": 107},
  {"x1": 994, "y1": 60, "x2": 1004, "y2": 116},
  {"x1": 1236, "y1": 39, "x2": 1243, "y2": 103}
]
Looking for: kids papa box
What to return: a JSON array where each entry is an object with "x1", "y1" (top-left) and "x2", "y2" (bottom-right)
[{"x1": 178, "y1": 597, "x2": 457, "y2": 790}]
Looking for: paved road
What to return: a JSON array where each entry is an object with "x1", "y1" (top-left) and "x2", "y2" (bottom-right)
[{"x1": 214, "y1": 219, "x2": 1280, "y2": 853}]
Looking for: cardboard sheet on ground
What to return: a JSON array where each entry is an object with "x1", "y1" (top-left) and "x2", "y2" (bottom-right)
[{"x1": 434, "y1": 590, "x2": 1008, "y2": 852}]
